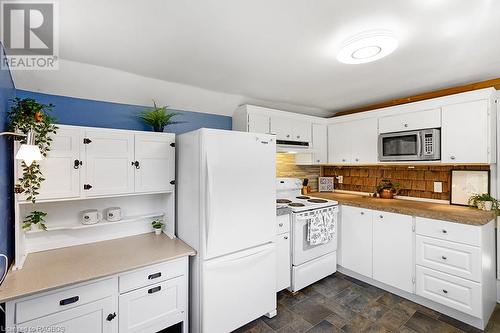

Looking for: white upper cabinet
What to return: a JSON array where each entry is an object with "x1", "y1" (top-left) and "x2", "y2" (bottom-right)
[
  {"x1": 134, "y1": 133, "x2": 175, "y2": 193},
  {"x1": 290, "y1": 118, "x2": 312, "y2": 143},
  {"x1": 295, "y1": 123, "x2": 327, "y2": 165},
  {"x1": 248, "y1": 113, "x2": 270, "y2": 134},
  {"x1": 328, "y1": 118, "x2": 378, "y2": 164},
  {"x1": 84, "y1": 129, "x2": 135, "y2": 197},
  {"x1": 373, "y1": 211, "x2": 414, "y2": 293},
  {"x1": 378, "y1": 108, "x2": 441, "y2": 134},
  {"x1": 441, "y1": 99, "x2": 493, "y2": 164},
  {"x1": 18, "y1": 127, "x2": 82, "y2": 201},
  {"x1": 270, "y1": 116, "x2": 312, "y2": 143}
]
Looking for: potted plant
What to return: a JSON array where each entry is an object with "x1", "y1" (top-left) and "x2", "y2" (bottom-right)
[
  {"x1": 376, "y1": 179, "x2": 400, "y2": 199},
  {"x1": 151, "y1": 219, "x2": 164, "y2": 235},
  {"x1": 22, "y1": 211, "x2": 48, "y2": 231},
  {"x1": 468, "y1": 193, "x2": 498, "y2": 211},
  {"x1": 139, "y1": 101, "x2": 180, "y2": 132}
]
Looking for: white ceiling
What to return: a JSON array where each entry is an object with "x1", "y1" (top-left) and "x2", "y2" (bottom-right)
[{"x1": 49, "y1": 0, "x2": 500, "y2": 115}]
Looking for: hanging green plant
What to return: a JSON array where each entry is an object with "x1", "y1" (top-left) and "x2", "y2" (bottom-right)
[{"x1": 8, "y1": 97, "x2": 58, "y2": 204}]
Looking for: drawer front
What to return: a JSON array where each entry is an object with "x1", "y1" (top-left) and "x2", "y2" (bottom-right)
[
  {"x1": 276, "y1": 214, "x2": 290, "y2": 234},
  {"x1": 416, "y1": 266, "x2": 481, "y2": 317},
  {"x1": 416, "y1": 217, "x2": 481, "y2": 246},
  {"x1": 16, "y1": 278, "x2": 116, "y2": 324},
  {"x1": 416, "y1": 236, "x2": 481, "y2": 282},
  {"x1": 119, "y1": 258, "x2": 185, "y2": 293},
  {"x1": 119, "y1": 276, "x2": 186, "y2": 333}
]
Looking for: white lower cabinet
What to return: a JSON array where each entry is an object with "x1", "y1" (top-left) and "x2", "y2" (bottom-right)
[
  {"x1": 339, "y1": 205, "x2": 496, "y2": 330},
  {"x1": 7, "y1": 258, "x2": 189, "y2": 333},
  {"x1": 276, "y1": 214, "x2": 291, "y2": 292},
  {"x1": 373, "y1": 211, "x2": 414, "y2": 293}
]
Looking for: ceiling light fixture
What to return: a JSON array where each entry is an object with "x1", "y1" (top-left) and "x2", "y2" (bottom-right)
[{"x1": 337, "y1": 30, "x2": 398, "y2": 64}]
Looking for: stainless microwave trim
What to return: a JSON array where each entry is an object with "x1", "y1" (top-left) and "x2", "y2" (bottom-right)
[{"x1": 378, "y1": 128, "x2": 441, "y2": 161}]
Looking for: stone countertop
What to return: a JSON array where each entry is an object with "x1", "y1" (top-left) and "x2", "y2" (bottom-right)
[
  {"x1": 311, "y1": 192, "x2": 497, "y2": 226},
  {"x1": 0, "y1": 233, "x2": 196, "y2": 302}
]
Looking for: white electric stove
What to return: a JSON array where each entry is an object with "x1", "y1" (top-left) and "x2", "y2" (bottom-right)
[{"x1": 276, "y1": 178, "x2": 339, "y2": 292}]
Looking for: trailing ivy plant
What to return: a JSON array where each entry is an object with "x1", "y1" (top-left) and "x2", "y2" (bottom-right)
[
  {"x1": 22, "y1": 211, "x2": 48, "y2": 231},
  {"x1": 8, "y1": 97, "x2": 58, "y2": 203}
]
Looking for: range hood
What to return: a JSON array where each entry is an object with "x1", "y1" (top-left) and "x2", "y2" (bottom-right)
[{"x1": 276, "y1": 139, "x2": 310, "y2": 152}]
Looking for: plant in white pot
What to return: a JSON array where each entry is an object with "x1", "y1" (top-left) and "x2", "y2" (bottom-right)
[
  {"x1": 151, "y1": 220, "x2": 164, "y2": 235},
  {"x1": 468, "y1": 193, "x2": 498, "y2": 212}
]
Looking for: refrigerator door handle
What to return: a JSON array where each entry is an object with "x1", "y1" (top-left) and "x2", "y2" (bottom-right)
[{"x1": 205, "y1": 156, "x2": 213, "y2": 253}]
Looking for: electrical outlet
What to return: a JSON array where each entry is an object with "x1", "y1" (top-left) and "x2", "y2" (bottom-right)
[
  {"x1": 337, "y1": 175, "x2": 343, "y2": 184},
  {"x1": 434, "y1": 181, "x2": 442, "y2": 193}
]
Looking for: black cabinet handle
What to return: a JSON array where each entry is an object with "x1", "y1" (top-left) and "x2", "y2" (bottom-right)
[
  {"x1": 148, "y1": 272, "x2": 162, "y2": 280},
  {"x1": 60, "y1": 296, "x2": 79, "y2": 306},
  {"x1": 106, "y1": 312, "x2": 117, "y2": 321},
  {"x1": 83, "y1": 184, "x2": 93, "y2": 190},
  {"x1": 170, "y1": 180, "x2": 175, "y2": 185},
  {"x1": 148, "y1": 286, "x2": 161, "y2": 294},
  {"x1": 73, "y1": 160, "x2": 82, "y2": 169},
  {"x1": 132, "y1": 161, "x2": 140, "y2": 169},
  {"x1": 83, "y1": 138, "x2": 92, "y2": 144}
]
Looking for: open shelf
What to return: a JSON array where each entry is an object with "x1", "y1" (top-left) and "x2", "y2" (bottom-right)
[{"x1": 25, "y1": 212, "x2": 165, "y2": 234}]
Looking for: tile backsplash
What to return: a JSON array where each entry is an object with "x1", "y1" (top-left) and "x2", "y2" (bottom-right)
[
  {"x1": 322, "y1": 165, "x2": 490, "y2": 201},
  {"x1": 276, "y1": 153, "x2": 321, "y2": 192}
]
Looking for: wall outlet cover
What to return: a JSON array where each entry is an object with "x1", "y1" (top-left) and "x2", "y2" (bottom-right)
[
  {"x1": 434, "y1": 181, "x2": 443, "y2": 193},
  {"x1": 337, "y1": 175, "x2": 343, "y2": 184}
]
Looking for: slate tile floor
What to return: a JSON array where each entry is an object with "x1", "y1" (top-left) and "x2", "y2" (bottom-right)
[{"x1": 233, "y1": 272, "x2": 500, "y2": 333}]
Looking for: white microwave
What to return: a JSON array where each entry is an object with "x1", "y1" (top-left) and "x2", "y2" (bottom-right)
[{"x1": 378, "y1": 128, "x2": 441, "y2": 162}]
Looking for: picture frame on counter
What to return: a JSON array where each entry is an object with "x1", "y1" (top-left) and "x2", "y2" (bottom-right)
[
  {"x1": 318, "y1": 177, "x2": 335, "y2": 192},
  {"x1": 450, "y1": 169, "x2": 490, "y2": 206}
]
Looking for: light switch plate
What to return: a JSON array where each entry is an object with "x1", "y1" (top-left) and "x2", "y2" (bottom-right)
[
  {"x1": 434, "y1": 181, "x2": 443, "y2": 193},
  {"x1": 337, "y1": 175, "x2": 343, "y2": 184}
]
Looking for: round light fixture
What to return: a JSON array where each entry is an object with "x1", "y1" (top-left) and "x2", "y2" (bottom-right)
[{"x1": 337, "y1": 30, "x2": 398, "y2": 64}]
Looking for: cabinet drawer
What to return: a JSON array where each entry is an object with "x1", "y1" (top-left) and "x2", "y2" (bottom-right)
[
  {"x1": 378, "y1": 108, "x2": 441, "y2": 133},
  {"x1": 119, "y1": 276, "x2": 186, "y2": 333},
  {"x1": 16, "y1": 278, "x2": 116, "y2": 324},
  {"x1": 416, "y1": 266, "x2": 481, "y2": 317},
  {"x1": 119, "y1": 258, "x2": 185, "y2": 293},
  {"x1": 416, "y1": 217, "x2": 481, "y2": 246},
  {"x1": 416, "y1": 236, "x2": 481, "y2": 282},
  {"x1": 276, "y1": 214, "x2": 290, "y2": 234}
]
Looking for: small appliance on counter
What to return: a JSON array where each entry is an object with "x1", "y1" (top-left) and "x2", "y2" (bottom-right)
[
  {"x1": 104, "y1": 207, "x2": 122, "y2": 222},
  {"x1": 80, "y1": 209, "x2": 101, "y2": 225}
]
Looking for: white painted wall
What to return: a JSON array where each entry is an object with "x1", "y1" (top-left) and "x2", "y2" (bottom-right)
[{"x1": 12, "y1": 59, "x2": 329, "y2": 117}]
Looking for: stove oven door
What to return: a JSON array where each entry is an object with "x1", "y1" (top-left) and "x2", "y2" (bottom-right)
[{"x1": 292, "y1": 207, "x2": 338, "y2": 266}]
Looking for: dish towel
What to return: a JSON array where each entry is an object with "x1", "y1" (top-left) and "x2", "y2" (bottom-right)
[
  {"x1": 307, "y1": 212, "x2": 327, "y2": 245},
  {"x1": 323, "y1": 210, "x2": 336, "y2": 241}
]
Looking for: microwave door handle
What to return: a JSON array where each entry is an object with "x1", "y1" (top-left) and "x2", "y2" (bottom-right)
[{"x1": 417, "y1": 132, "x2": 423, "y2": 157}]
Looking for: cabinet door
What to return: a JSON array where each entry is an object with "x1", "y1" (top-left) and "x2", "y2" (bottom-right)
[
  {"x1": 119, "y1": 276, "x2": 186, "y2": 333},
  {"x1": 248, "y1": 113, "x2": 270, "y2": 134},
  {"x1": 350, "y1": 118, "x2": 378, "y2": 164},
  {"x1": 276, "y1": 233, "x2": 291, "y2": 292},
  {"x1": 328, "y1": 123, "x2": 351, "y2": 163},
  {"x1": 19, "y1": 297, "x2": 116, "y2": 333},
  {"x1": 341, "y1": 206, "x2": 372, "y2": 277},
  {"x1": 134, "y1": 133, "x2": 175, "y2": 193},
  {"x1": 442, "y1": 100, "x2": 490, "y2": 163},
  {"x1": 312, "y1": 123, "x2": 327, "y2": 164},
  {"x1": 84, "y1": 129, "x2": 135, "y2": 196},
  {"x1": 18, "y1": 126, "x2": 81, "y2": 201},
  {"x1": 378, "y1": 108, "x2": 441, "y2": 134},
  {"x1": 290, "y1": 119, "x2": 311, "y2": 143},
  {"x1": 373, "y1": 211, "x2": 414, "y2": 293},
  {"x1": 270, "y1": 117, "x2": 292, "y2": 141}
]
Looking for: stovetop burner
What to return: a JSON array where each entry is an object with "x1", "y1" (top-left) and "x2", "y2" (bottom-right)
[
  {"x1": 308, "y1": 199, "x2": 328, "y2": 203},
  {"x1": 277, "y1": 199, "x2": 292, "y2": 204},
  {"x1": 289, "y1": 202, "x2": 306, "y2": 207},
  {"x1": 296, "y1": 196, "x2": 310, "y2": 199}
]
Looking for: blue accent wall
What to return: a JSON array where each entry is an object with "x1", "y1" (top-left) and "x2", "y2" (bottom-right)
[
  {"x1": 0, "y1": 44, "x2": 16, "y2": 280},
  {"x1": 16, "y1": 90, "x2": 232, "y2": 134}
]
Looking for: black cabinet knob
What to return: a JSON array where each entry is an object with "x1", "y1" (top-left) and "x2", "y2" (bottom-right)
[{"x1": 106, "y1": 312, "x2": 117, "y2": 321}]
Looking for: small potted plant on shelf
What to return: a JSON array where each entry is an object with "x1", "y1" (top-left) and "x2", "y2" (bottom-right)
[
  {"x1": 376, "y1": 179, "x2": 400, "y2": 199},
  {"x1": 22, "y1": 211, "x2": 48, "y2": 231},
  {"x1": 468, "y1": 193, "x2": 498, "y2": 211},
  {"x1": 139, "y1": 101, "x2": 180, "y2": 132},
  {"x1": 151, "y1": 219, "x2": 164, "y2": 235}
]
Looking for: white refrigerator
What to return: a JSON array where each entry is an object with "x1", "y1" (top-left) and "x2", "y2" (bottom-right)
[{"x1": 177, "y1": 128, "x2": 277, "y2": 333}]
